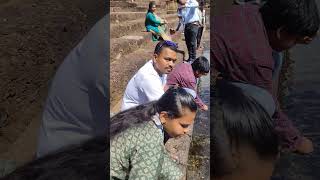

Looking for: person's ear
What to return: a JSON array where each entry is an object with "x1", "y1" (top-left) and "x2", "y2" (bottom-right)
[
  {"x1": 159, "y1": 111, "x2": 169, "y2": 125},
  {"x1": 153, "y1": 54, "x2": 158, "y2": 62}
]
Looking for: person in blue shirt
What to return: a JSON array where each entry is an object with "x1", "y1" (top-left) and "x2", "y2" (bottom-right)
[
  {"x1": 172, "y1": 0, "x2": 200, "y2": 63},
  {"x1": 145, "y1": 1, "x2": 172, "y2": 41}
]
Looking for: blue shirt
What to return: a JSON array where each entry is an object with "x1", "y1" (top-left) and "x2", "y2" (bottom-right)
[{"x1": 180, "y1": 0, "x2": 200, "y2": 24}]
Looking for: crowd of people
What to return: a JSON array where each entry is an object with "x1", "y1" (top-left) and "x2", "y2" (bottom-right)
[
  {"x1": 145, "y1": 0, "x2": 206, "y2": 63},
  {"x1": 1, "y1": 0, "x2": 319, "y2": 179}
]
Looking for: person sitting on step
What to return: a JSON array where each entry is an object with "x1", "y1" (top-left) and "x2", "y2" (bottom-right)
[{"x1": 145, "y1": 1, "x2": 172, "y2": 41}]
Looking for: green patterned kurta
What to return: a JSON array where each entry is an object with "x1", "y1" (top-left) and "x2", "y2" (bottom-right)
[{"x1": 110, "y1": 121, "x2": 182, "y2": 180}]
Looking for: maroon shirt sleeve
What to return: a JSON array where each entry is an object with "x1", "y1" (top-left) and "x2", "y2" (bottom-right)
[{"x1": 167, "y1": 63, "x2": 206, "y2": 108}]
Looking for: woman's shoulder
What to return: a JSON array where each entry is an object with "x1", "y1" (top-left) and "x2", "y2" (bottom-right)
[
  {"x1": 116, "y1": 121, "x2": 162, "y2": 142},
  {"x1": 146, "y1": 12, "x2": 154, "y2": 16}
]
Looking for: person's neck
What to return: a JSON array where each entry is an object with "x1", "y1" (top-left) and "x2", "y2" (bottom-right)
[{"x1": 152, "y1": 62, "x2": 163, "y2": 77}]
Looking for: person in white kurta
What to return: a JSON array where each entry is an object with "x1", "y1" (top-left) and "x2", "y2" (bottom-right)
[{"x1": 121, "y1": 41, "x2": 179, "y2": 111}]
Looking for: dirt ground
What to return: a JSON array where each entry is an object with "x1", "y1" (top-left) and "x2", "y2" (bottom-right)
[{"x1": 0, "y1": 0, "x2": 104, "y2": 160}]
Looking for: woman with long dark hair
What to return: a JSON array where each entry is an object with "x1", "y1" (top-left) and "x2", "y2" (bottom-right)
[
  {"x1": 211, "y1": 80, "x2": 280, "y2": 180},
  {"x1": 110, "y1": 87, "x2": 197, "y2": 179},
  {"x1": 145, "y1": 1, "x2": 172, "y2": 41}
]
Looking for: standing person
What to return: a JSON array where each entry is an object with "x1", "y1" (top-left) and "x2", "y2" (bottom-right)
[
  {"x1": 111, "y1": 87, "x2": 197, "y2": 179},
  {"x1": 145, "y1": 1, "x2": 172, "y2": 41},
  {"x1": 121, "y1": 40, "x2": 179, "y2": 111},
  {"x1": 196, "y1": 0, "x2": 206, "y2": 50},
  {"x1": 36, "y1": 15, "x2": 108, "y2": 158},
  {"x1": 173, "y1": 1, "x2": 185, "y2": 34},
  {"x1": 167, "y1": 56, "x2": 209, "y2": 111},
  {"x1": 211, "y1": 0, "x2": 320, "y2": 154},
  {"x1": 173, "y1": 0, "x2": 200, "y2": 63}
]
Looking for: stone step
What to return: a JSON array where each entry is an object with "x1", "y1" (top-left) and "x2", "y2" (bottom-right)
[
  {"x1": 110, "y1": 0, "x2": 163, "y2": 9},
  {"x1": 110, "y1": 14, "x2": 177, "y2": 39},
  {"x1": 110, "y1": 32, "x2": 151, "y2": 64},
  {"x1": 110, "y1": 19, "x2": 178, "y2": 60},
  {"x1": 110, "y1": 11, "x2": 167, "y2": 23},
  {"x1": 110, "y1": 6, "x2": 147, "y2": 12},
  {"x1": 110, "y1": 1, "x2": 137, "y2": 7}
]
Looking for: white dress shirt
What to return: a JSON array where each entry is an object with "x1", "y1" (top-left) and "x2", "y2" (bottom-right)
[{"x1": 121, "y1": 60, "x2": 167, "y2": 111}]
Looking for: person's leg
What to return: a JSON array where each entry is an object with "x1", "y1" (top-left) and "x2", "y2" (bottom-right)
[
  {"x1": 184, "y1": 24, "x2": 199, "y2": 63},
  {"x1": 197, "y1": 26, "x2": 204, "y2": 49},
  {"x1": 157, "y1": 26, "x2": 172, "y2": 41}
]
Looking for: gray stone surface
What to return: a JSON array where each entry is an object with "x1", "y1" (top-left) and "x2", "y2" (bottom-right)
[{"x1": 186, "y1": 49, "x2": 210, "y2": 180}]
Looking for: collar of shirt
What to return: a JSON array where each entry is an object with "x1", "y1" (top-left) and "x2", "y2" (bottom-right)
[
  {"x1": 151, "y1": 113, "x2": 163, "y2": 132},
  {"x1": 150, "y1": 60, "x2": 167, "y2": 86}
]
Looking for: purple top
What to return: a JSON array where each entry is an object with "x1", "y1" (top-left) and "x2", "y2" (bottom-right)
[{"x1": 166, "y1": 62, "x2": 205, "y2": 108}]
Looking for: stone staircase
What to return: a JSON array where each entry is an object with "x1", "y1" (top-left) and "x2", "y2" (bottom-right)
[{"x1": 110, "y1": 0, "x2": 179, "y2": 109}]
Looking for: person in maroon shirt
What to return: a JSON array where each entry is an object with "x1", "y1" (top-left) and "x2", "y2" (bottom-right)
[
  {"x1": 211, "y1": 0, "x2": 320, "y2": 154},
  {"x1": 167, "y1": 56, "x2": 210, "y2": 111}
]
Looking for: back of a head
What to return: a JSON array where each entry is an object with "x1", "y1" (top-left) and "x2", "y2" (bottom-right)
[
  {"x1": 156, "y1": 87, "x2": 198, "y2": 118},
  {"x1": 1, "y1": 137, "x2": 107, "y2": 180},
  {"x1": 211, "y1": 80, "x2": 279, "y2": 177},
  {"x1": 191, "y1": 56, "x2": 210, "y2": 73},
  {"x1": 260, "y1": 0, "x2": 320, "y2": 37}
]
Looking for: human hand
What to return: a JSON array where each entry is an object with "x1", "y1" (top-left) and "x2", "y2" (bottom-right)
[
  {"x1": 294, "y1": 136, "x2": 314, "y2": 154},
  {"x1": 170, "y1": 154, "x2": 179, "y2": 163},
  {"x1": 201, "y1": 105, "x2": 208, "y2": 111},
  {"x1": 170, "y1": 28, "x2": 176, "y2": 35}
]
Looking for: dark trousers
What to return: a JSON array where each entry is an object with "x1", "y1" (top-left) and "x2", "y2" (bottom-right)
[
  {"x1": 184, "y1": 23, "x2": 200, "y2": 63},
  {"x1": 197, "y1": 26, "x2": 204, "y2": 48}
]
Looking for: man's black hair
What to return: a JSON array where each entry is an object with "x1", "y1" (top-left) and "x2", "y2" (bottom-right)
[
  {"x1": 1, "y1": 137, "x2": 107, "y2": 180},
  {"x1": 191, "y1": 56, "x2": 210, "y2": 73},
  {"x1": 154, "y1": 41, "x2": 179, "y2": 55},
  {"x1": 260, "y1": 0, "x2": 320, "y2": 37}
]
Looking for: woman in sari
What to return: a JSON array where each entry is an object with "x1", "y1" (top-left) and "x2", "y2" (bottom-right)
[
  {"x1": 145, "y1": 1, "x2": 172, "y2": 41},
  {"x1": 110, "y1": 87, "x2": 197, "y2": 179}
]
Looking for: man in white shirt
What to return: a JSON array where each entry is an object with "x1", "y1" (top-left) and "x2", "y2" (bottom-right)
[{"x1": 121, "y1": 40, "x2": 179, "y2": 111}]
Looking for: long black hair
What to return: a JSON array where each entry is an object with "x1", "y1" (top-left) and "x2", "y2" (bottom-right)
[
  {"x1": 211, "y1": 80, "x2": 279, "y2": 177},
  {"x1": 110, "y1": 87, "x2": 197, "y2": 139},
  {"x1": 1, "y1": 137, "x2": 107, "y2": 180}
]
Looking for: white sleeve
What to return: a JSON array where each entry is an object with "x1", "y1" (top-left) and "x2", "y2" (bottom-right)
[{"x1": 139, "y1": 76, "x2": 164, "y2": 102}]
